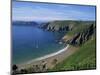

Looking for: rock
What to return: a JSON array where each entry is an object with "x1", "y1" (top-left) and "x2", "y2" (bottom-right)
[
  {"x1": 70, "y1": 33, "x2": 80, "y2": 45},
  {"x1": 70, "y1": 24, "x2": 95, "y2": 46}
]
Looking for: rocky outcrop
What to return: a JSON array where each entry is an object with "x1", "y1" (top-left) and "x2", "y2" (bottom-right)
[
  {"x1": 66, "y1": 24, "x2": 95, "y2": 46},
  {"x1": 46, "y1": 25, "x2": 69, "y2": 32},
  {"x1": 41, "y1": 21, "x2": 77, "y2": 32},
  {"x1": 40, "y1": 22, "x2": 50, "y2": 29},
  {"x1": 41, "y1": 20, "x2": 94, "y2": 32}
]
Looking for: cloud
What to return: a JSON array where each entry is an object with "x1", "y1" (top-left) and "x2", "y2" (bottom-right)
[{"x1": 12, "y1": 2, "x2": 96, "y2": 21}]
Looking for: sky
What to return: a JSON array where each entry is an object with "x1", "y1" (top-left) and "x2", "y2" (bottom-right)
[{"x1": 12, "y1": 1, "x2": 96, "y2": 21}]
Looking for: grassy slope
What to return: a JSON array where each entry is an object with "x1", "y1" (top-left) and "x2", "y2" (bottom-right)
[
  {"x1": 47, "y1": 21, "x2": 96, "y2": 71},
  {"x1": 67, "y1": 24, "x2": 90, "y2": 36},
  {"x1": 51, "y1": 37, "x2": 96, "y2": 71},
  {"x1": 63, "y1": 24, "x2": 91, "y2": 41}
]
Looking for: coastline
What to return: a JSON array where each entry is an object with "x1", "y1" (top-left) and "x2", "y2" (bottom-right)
[{"x1": 18, "y1": 44, "x2": 77, "y2": 70}]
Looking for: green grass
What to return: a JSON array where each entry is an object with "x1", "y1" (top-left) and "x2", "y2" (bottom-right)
[
  {"x1": 50, "y1": 37, "x2": 96, "y2": 71},
  {"x1": 67, "y1": 24, "x2": 89, "y2": 36}
]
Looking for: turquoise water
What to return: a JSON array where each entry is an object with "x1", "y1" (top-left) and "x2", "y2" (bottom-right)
[{"x1": 12, "y1": 24, "x2": 66, "y2": 64}]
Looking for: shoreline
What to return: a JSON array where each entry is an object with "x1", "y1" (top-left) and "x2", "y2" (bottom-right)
[
  {"x1": 18, "y1": 44, "x2": 77, "y2": 70},
  {"x1": 19, "y1": 45, "x2": 69, "y2": 65}
]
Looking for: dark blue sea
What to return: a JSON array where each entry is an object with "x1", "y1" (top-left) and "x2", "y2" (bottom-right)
[{"x1": 12, "y1": 24, "x2": 65, "y2": 64}]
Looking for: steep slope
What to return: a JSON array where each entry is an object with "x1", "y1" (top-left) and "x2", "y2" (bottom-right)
[
  {"x1": 45, "y1": 20, "x2": 96, "y2": 71},
  {"x1": 52, "y1": 37, "x2": 96, "y2": 71},
  {"x1": 62, "y1": 23, "x2": 95, "y2": 45}
]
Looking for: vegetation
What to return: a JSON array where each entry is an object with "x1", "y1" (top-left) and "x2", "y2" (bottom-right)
[
  {"x1": 12, "y1": 64, "x2": 18, "y2": 75},
  {"x1": 43, "y1": 20, "x2": 96, "y2": 72},
  {"x1": 51, "y1": 37, "x2": 96, "y2": 71}
]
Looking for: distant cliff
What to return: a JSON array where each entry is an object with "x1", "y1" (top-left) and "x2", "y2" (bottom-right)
[{"x1": 12, "y1": 21, "x2": 38, "y2": 26}]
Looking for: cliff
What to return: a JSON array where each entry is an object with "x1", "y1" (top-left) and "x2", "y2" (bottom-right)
[
  {"x1": 49, "y1": 20, "x2": 96, "y2": 71},
  {"x1": 13, "y1": 21, "x2": 38, "y2": 26},
  {"x1": 62, "y1": 23, "x2": 96, "y2": 46},
  {"x1": 41, "y1": 20, "x2": 95, "y2": 46},
  {"x1": 41, "y1": 20, "x2": 94, "y2": 32}
]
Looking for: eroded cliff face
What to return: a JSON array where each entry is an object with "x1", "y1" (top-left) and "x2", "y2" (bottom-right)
[
  {"x1": 62, "y1": 24, "x2": 96, "y2": 46},
  {"x1": 41, "y1": 20, "x2": 95, "y2": 46},
  {"x1": 41, "y1": 21, "x2": 76, "y2": 32},
  {"x1": 41, "y1": 21, "x2": 94, "y2": 31}
]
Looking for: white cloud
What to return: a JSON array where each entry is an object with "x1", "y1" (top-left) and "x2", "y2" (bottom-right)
[{"x1": 12, "y1": 2, "x2": 95, "y2": 21}]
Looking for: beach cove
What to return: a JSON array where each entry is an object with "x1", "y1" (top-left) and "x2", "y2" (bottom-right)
[
  {"x1": 12, "y1": 25, "x2": 66, "y2": 64},
  {"x1": 18, "y1": 44, "x2": 78, "y2": 70}
]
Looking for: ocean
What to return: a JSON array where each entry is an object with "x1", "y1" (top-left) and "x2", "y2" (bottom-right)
[{"x1": 12, "y1": 24, "x2": 66, "y2": 64}]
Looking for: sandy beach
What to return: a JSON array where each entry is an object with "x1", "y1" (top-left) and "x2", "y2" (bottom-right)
[{"x1": 18, "y1": 44, "x2": 78, "y2": 70}]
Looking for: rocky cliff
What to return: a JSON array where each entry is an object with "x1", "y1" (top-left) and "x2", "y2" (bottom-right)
[
  {"x1": 62, "y1": 23, "x2": 96, "y2": 46},
  {"x1": 41, "y1": 20, "x2": 94, "y2": 32},
  {"x1": 41, "y1": 20, "x2": 96, "y2": 46}
]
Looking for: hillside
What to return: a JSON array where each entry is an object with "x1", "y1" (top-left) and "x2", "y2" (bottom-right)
[
  {"x1": 51, "y1": 36, "x2": 96, "y2": 71},
  {"x1": 42, "y1": 20, "x2": 96, "y2": 71}
]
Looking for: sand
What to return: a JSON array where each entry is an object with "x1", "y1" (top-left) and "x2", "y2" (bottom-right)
[{"x1": 18, "y1": 44, "x2": 78, "y2": 70}]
